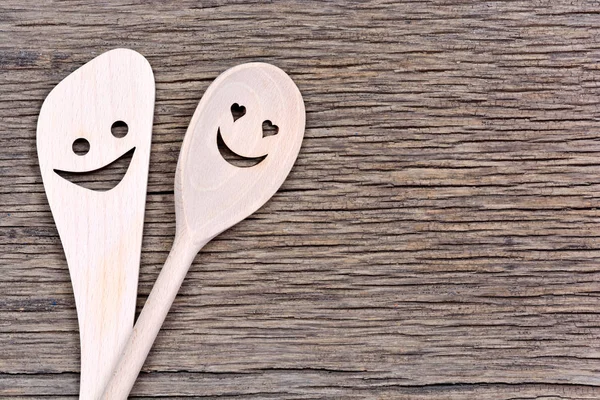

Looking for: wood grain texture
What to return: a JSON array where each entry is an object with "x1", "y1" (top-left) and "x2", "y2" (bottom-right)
[{"x1": 1, "y1": 1, "x2": 600, "y2": 399}]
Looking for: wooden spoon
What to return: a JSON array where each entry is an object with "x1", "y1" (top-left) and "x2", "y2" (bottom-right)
[
  {"x1": 101, "y1": 62, "x2": 305, "y2": 399},
  {"x1": 36, "y1": 49, "x2": 154, "y2": 399}
]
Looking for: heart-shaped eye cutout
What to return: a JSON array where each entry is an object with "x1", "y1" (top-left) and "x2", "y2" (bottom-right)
[
  {"x1": 231, "y1": 103, "x2": 246, "y2": 122},
  {"x1": 262, "y1": 120, "x2": 279, "y2": 137}
]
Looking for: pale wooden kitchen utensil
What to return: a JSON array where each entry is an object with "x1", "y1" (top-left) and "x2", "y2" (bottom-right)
[
  {"x1": 36, "y1": 49, "x2": 154, "y2": 399},
  {"x1": 101, "y1": 62, "x2": 305, "y2": 399}
]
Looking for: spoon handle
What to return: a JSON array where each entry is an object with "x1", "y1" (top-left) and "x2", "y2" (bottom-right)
[{"x1": 101, "y1": 232, "x2": 201, "y2": 399}]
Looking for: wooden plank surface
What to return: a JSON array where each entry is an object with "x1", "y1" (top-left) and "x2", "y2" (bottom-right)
[{"x1": 1, "y1": 1, "x2": 600, "y2": 398}]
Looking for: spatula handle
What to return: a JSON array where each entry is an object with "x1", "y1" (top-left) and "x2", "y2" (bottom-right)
[{"x1": 100, "y1": 232, "x2": 201, "y2": 400}]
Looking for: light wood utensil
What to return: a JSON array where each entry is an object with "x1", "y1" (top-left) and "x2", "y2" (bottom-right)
[
  {"x1": 101, "y1": 62, "x2": 305, "y2": 399},
  {"x1": 36, "y1": 49, "x2": 154, "y2": 399}
]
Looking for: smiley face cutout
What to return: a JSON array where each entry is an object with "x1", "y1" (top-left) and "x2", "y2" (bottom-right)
[
  {"x1": 216, "y1": 103, "x2": 280, "y2": 167},
  {"x1": 53, "y1": 120, "x2": 135, "y2": 191}
]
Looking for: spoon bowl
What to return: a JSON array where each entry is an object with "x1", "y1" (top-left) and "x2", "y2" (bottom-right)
[{"x1": 177, "y1": 62, "x2": 305, "y2": 247}]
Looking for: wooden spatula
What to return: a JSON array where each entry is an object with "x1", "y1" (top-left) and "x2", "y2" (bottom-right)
[
  {"x1": 36, "y1": 48, "x2": 154, "y2": 399},
  {"x1": 101, "y1": 62, "x2": 305, "y2": 399}
]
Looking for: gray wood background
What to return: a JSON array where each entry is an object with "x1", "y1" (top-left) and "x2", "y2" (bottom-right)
[{"x1": 2, "y1": 1, "x2": 600, "y2": 399}]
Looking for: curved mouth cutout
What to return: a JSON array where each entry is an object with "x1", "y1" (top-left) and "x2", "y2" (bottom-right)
[
  {"x1": 217, "y1": 129, "x2": 266, "y2": 168},
  {"x1": 54, "y1": 147, "x2": 135, "y2": 192}
]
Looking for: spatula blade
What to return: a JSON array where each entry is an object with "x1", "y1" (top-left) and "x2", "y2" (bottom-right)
[{"x1": 36, "y1": 48, "x2": 154, "y2": 399}]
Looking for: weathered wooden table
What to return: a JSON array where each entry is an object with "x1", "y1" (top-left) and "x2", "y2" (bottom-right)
[{"x1": 2, "y1": 1, "x2": 600, "y2": 399}]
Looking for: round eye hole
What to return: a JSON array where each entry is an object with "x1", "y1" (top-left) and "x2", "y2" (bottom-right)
[
  {"x1": 111, "y1": 120, "x2": 128, "y2": 138},
  {"x1": 72, "y1": 138, "x2": 90, "y2": 156}
]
